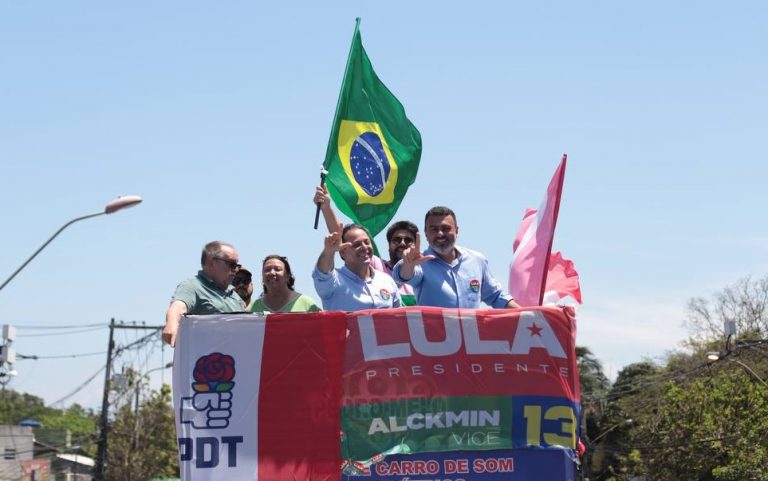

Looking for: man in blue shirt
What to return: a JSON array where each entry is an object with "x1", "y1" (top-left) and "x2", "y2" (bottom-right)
[
  {"x1": 314, "y1": 184, "x2": 418, "y2": 304},
  {"x1": 313, "y1": 223, "x2": 401, "y2": 311},
  {"x1": 393, "y1": 206, "x2": 521, "y2": 309}
]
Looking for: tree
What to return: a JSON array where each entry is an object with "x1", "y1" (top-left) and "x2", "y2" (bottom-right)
[
  {"x1": 577, "y1": 346, "x2": 611, "y2": 401},
  {"x1": 686, "y1": 274, "x2": 768, "y2": 342},
  {"x1": 39, "y1": 404, "x2": 98, "y2": 456},
  {"x1": 0, "y1": 390, "x2": 97, "y2": 455},
  {"x1": 590, "y1": 361, "x2": 660, "y2": 481},
  {"x1": 577, "y1": 346, "x2": 611, "y2": 444},
  {"x1": 636, "y1": 354, "x2": 768, "y2": 481},
  {"x1": 600, "y1": 276, "x2": 768, "y2": 481},
  {"x1": 105, "y1": 381, "x2": 179, "y2": 481},
  {"x1": 0, "y1": 390, "x2": 53, "y2": 424}
]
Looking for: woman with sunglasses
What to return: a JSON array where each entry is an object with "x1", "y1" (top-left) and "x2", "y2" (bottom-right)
[{"x1": 249, "y1": 255, "x2": 321, "y2": 313}]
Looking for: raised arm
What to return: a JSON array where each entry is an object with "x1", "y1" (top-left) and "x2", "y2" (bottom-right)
[
  {"x1": 396, "y1": 233, "x2": 434, "y2": 281},
  {"x1": 314, "y1": 185, "x2": 342, "y2": 235},
  {"x1": 316, "y1": 222, "x2": 348, "y2": 274}
]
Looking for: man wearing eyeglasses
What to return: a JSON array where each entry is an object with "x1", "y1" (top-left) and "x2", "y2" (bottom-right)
[
  {"x1": 314, "y1": 185, "x2": 418, "y2": 305},
  {"x1": 232, "y1": 268, "x2": 254, "y2": 309},
  {"x1": 162, "y1": 241, "x2": 245, "y2": 347}
]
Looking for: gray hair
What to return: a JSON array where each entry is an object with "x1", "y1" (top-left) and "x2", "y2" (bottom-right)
[{"x1": 201, "y1": 241, "x2": 235, "y2": 266}]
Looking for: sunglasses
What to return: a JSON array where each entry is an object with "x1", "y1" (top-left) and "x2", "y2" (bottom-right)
[
  {"x1": 390, "y1": 236, "x2": 415, "y2": 245},
  {"x1": 233, "y1": 276, "x2": 251, "y2": 286},
  {"x1": 214, "y1": 257, "x2": 242, "y2": 271}
]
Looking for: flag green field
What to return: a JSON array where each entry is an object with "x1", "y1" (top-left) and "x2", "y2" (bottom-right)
[{"x1": 323, "y1": 18, "x2": 422, "y2": 238}]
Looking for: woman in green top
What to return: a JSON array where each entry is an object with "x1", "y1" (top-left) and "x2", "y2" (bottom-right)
[{"x1": 249, "y1": 255, "x2": 321, "y2": 313}]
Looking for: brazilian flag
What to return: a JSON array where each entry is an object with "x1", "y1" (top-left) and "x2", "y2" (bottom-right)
[{"x1": 323, "y1": 18, "x2": 422, "y2": 238}]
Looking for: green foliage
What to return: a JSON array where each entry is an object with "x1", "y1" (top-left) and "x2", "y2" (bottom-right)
[
  {"x1": 587, "y1": 274, "x2": 768, "y2": 480},
  {"x1": 0, "y1": 390, "x2": 97, "y2": 455},
  {"x1": 578, "y1": 346, "x2": 611, "y2": 400},
  {"x1": 633, "y1": 357, "x2": 768, "y2": 481},
  {"x1": 588, "y1": 361, "x2": 660, "y2": 480},
  {"x1": 577, "y1": 345, "x2": 611, "y2": 462},
  {"x1": 0, "y1": 390, "x2": 52, "y2": 423},
  {"x1": 39, "y1": 404, "x2": 98, "y2": 456},
  {"x1": 105, "y1": 383, "x2": 179, "y2": 481}
]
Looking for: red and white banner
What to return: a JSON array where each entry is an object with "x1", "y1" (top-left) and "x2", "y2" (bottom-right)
[
  {"x1": 343, "y1": 307, "x2": 579, "y2": 402},
  {"x1": 173, "y1": 312, "x2": 347, "y2": 481},
  {"x1": 341, "y1": 307, "x2": 580, "y2": 463},
  {"x1": 172, "y1": 308, "x2": 580, "y2": 479}
]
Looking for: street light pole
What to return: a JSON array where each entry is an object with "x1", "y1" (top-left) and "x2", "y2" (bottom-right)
[
  {"x1": 0, "y1": 195, "x2": 142, "y2": 291},
  {"x1": 132, "y1": 362, "x2": 173, "y2": 450}
]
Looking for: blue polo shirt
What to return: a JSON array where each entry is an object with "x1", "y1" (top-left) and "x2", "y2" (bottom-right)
[
  {"x1": 312, "y1": 265, "x2": 401, "y2": 311},
  {"x1": 392, "y1": 245, "x2": 513, "y2": 309}
]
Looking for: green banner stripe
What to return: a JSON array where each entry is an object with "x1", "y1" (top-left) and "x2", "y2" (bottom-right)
[{"x1": 342, "y1": 396, "x2": 513, "y2": 461}]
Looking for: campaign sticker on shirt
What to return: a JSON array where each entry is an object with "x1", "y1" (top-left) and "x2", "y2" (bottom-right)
[
  {"x1": 379, "y1": 288, "x2": 391, "y2": 300},
  {"x1": 469, "y1": 279, "x2": 480, "y2": 293}
]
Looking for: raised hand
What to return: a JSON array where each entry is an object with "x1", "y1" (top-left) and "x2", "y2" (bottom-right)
[
  {"x1": 397, "y1": 233, "x2": 434, "y2": 281},
  {"x1": 318, "y1": 222, "x2": 349, "y2": 274},
  {"x1": 401, "y1": 233, "x2": 435, "y2": 268},
  {"x1": 315, "y1": 185, "x2": 343, "y2": 234},
  {"x1": 314, "y1": 185, "x2": 331, "y2": 207},
  {"x1": 323, "y1": 222, "x2": 349, "y2": 254}
]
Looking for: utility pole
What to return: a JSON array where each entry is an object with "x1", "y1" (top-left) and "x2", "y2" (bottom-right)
[
  {"x1": 93, "y1": 319, "x2": 164, "y2": 481},
  {"x1": 0, "y1": 324, "x2": 17, "y2": 388},
  {"x1": 94, "y1": 318, "x2": 115, "y2": 481}
]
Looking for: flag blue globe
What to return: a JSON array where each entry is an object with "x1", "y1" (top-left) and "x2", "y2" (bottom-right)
[{"x1": 349, "y1": 131, "x2": 391, "y2": 197}]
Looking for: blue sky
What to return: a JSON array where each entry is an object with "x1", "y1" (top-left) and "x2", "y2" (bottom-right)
[{"x1": 1, "y1": 1, "x2": 766, "y2": 409}]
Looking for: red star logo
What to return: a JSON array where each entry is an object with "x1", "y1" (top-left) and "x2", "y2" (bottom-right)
[{"x1": 528, "y1": 322, "x2": 543, "y2": 337}]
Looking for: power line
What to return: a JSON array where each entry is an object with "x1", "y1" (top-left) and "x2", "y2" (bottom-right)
[
  {"x1": 596, "y1": 434, "x2": 745, "y2": 453},
  {"x1": 48, "y1": 365, "x2": 106, "y2": 407},
  {"x1": 113, "y1": 329, "x2": 161, "y2": 357},
  {"x1": 17, "y1": 351, "x2": 105, "y2": 360},
  {"x1": 11, "y1": 323, "x2": 106, "y2": 329},
  {"x1": 17, "y1": 326, "x2": 107, "y2": 337},
  {"x1": 582, "y1": 360, "x2": 711, "y2": 403}
]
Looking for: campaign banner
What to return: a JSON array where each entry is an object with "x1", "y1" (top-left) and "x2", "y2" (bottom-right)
[
  {"x1": 341, "y1": 307, "x2": 579, "y2": 463},
  {"x1": 172, "y1": 308, "x2": 580, "y2": 480},
  {"x1": 172, "y1": 312, "x2": 347, "y2": 481},
  {"x1": 343, "y1": 449, "x2": 576, "y2": 481}
]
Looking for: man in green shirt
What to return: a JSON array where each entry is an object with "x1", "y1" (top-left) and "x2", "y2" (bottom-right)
[{"x1": 162, "y1": 241, "x2": 245, "y2": 347}]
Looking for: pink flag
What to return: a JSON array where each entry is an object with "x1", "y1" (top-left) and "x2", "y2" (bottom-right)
[
  {"x1": 542, "y1": 251, "x2": 582, "y2": 305},
  {"x1": 509, "y1": 155, "x2": 567, "y2": 306}
]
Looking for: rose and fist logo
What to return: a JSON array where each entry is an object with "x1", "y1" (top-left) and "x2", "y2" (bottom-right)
[{"x1": 180, "y1": 353, "x2": 236, "y2": 429}]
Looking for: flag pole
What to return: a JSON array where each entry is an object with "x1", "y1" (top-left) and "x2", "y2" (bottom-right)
[
  {"x1": 313, "y1": 17, "x2": 361, "y2": 228},
  {"x1": 313, "y1": 167, "x2": 329, "y2": 229},
  {"x1": 537, "y1": 154, "x2": 567, "y2": 305}
]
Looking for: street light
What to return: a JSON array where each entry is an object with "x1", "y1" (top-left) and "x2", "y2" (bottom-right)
[
  {"x1": 134, "y1": 362, "x2": 174, "y2": 412},
  {"x1": 706, "y1": 351, "x2": 768, "y2": 388},
  {"x1": 707, "y1": 351, "x2": 721, "y2": 361},
  {"x1": 0, "y1": 195, "x2": 142, "y2": 291}
]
